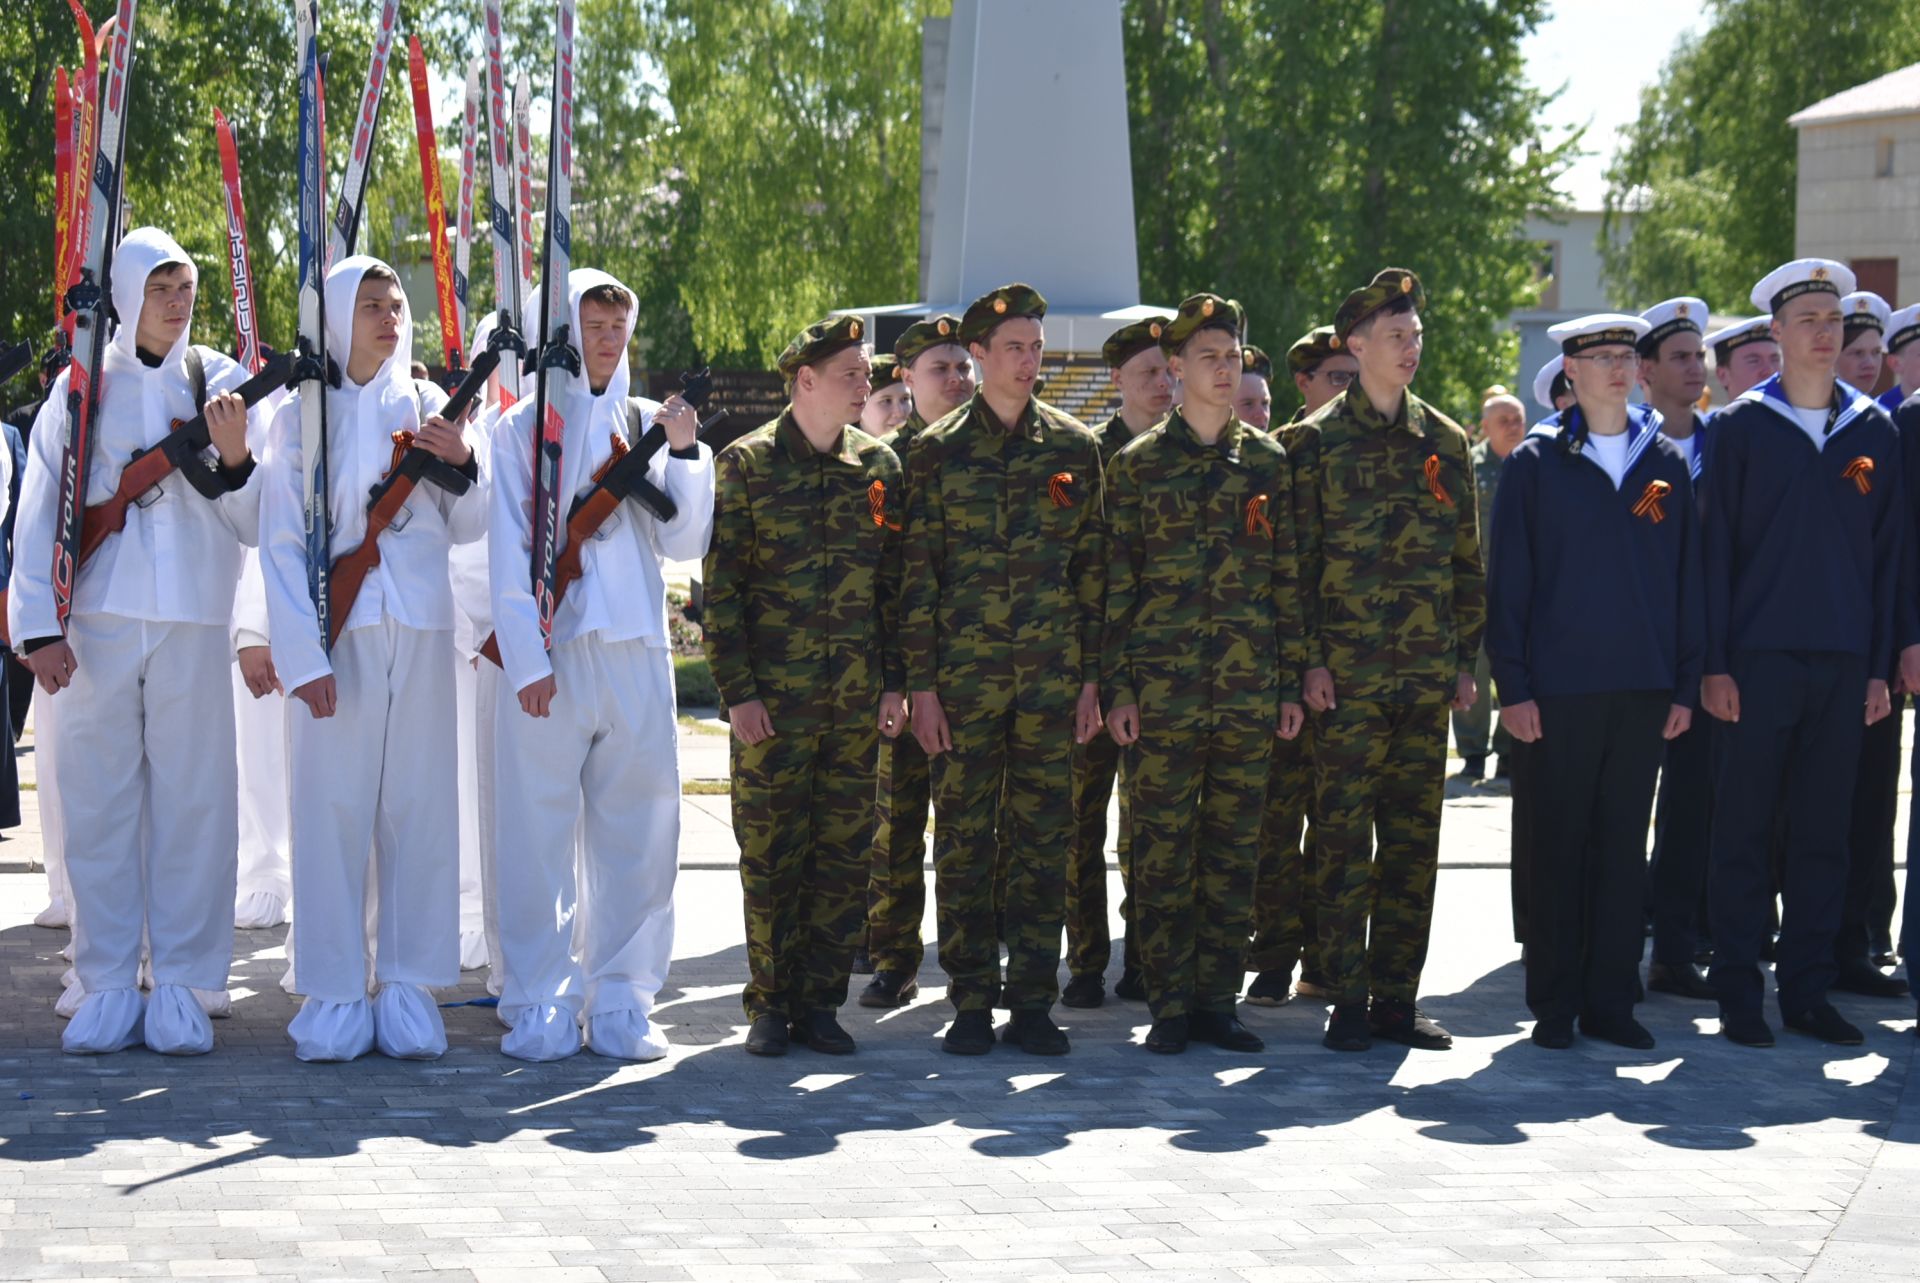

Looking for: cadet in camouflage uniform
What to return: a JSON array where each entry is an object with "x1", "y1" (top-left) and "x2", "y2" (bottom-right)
[
  {"x1": 1246, "y1": 326, "x2": 1354, "y2": 1006},
  {"x1": 1105, "y1": 294, "x2": 1306, "y2": 1054},
  {"x1": 1452, "y1": 389, "x2": 1524, "y2": 780},
  {"x1": 704, "y1": 315, "x2": 906, "y2": 1058},
  {"x1": 901, "y1": 283, "x2": 1106, "y2": 1057},
  {"x1": 1061, "y1": 314, "x2": 1174, "y2": 1010},
  {"x1": 1292, "y1": 270, "x2": 1485, "y2": 1053},
  {"x1": 1235, "y1": 345, "x2": 1274, "y2": 431},
  {"x1": 860, "y1": 314, "x2": 975, "y2": 1010}
]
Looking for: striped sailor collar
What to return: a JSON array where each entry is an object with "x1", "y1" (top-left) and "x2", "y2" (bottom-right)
[
  {"x1": 1525, "y1": 402, "x2": 1667, "y2": 478},
  {"x1": 1736, "y1": 373, "x2": 1879, "y2": 443}
]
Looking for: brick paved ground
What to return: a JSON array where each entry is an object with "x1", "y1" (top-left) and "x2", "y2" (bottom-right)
[{"x1": 0, "y1": 722, "x2": 1915, "y2": 1282}]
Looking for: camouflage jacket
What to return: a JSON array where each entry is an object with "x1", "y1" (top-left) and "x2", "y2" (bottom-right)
[
  {"x1": 1291, "y1": 387, "x2": 1485, "y2": 703},
  {"x1": 1093, "y1": 412, "x2": 1142, "y2": 462},
  {"x1": 702, "y1": 410, "x2": 904, "y2": 720},
  {"x1": 1469, "y1": 437, "x2": 1505, "y2": 558},
  {"x1": 900, "y1": 393, "x2": 1105, "y2": 696},
  {"x1": 1102, "y1": 411, "x2": 1304, "y2": 723},
  {"x1": 879, "y1": 410, "x2": 930, "y2": 461}
]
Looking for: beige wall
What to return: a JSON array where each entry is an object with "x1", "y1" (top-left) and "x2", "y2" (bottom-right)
[{"x1": 1796, "y1": 114, "x2": 1920, "y2": 303}]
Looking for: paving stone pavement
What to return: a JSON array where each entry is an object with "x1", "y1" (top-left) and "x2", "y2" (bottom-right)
[{"x1": 0, "y1": 730, "x2": 1916, "y2": 1283}]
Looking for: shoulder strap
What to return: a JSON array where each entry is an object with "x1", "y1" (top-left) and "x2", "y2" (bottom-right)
[
  {"x1": 412, "y1": 379, "x2": 434, "y2": 422},
  {"x1": 185, "y1": 347, "x2": 207, "y2": 414},
  {"x1": 626, "y1": 397, "x2": 644, "y2": 446}
]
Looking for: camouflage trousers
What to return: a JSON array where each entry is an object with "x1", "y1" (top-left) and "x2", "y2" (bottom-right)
[
  {"x1": 1249, "y1": 723, "x2": 1320, "y2": 976},
  {"x1": 1312, "y1": 699, "x2": 1448, "y2": 1008},
  {"x1": 865, "y1": 731, "x2": 932, "y2": 977},
  {"x1": 1064, "y1": 730, "x2": 1134, "y2": 979},
  {"x1": 930, "y1": 690, "x2": 1075, "y2": 1012},
  {"x1": 1127, "y1": 719, "x2": 1271, "y2": 1018},
  {"x1": 733, "y1": 713, "x2": 877, "y2": 1021}
]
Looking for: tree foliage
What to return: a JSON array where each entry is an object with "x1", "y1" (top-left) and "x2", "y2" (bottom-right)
[
  {"x1": 1602, "y1": 0, "x2": 1920, "y2": 312},
  {"x1": 3, "y1": 0, "x2": 1562, "y2": 411},
  {"x1": 1127, "y1": 0, "x2": 1568, "y2": 419}
]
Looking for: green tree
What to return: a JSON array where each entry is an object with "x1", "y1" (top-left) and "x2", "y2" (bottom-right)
[
  {"x1": 1126, "y1": 0, "x2": 1569, "y2": 421},
  {"x1": 1602, "y1": 0, "x2": 1920, "y2": 312}
]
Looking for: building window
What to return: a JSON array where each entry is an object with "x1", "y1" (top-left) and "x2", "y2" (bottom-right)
[
  {"x1": 1851, "y1": 257, "x2": 1898, "y2": 300},
  {"x1": 1877, "y1": 137, "x2": 1895, "y2": 178}
]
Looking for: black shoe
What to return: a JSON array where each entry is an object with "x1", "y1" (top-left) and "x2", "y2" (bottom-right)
[
  {"x1": 1189, "y1": 1010, "x2": 1265, "y2": 1052},
  {"x1": 850, "y1": 947, "x2": 874, "y2": 977},
  {"x1": 1144, "y1": 1014, "x2": 1189, "y2": 1054},
  {"x1": 1873, "y1": 950, "x2": 1899, "y2": 970},
  {"x1": 1531, "y1": 1015, "x2": 1574, "y2": 1049},
  {"x1": 1369, "y1": 999, "x2": 1453, "y2": 1050},
  {"x1": 1647, "y1": 961, "x2": 1716, "y2": 1001},
  {"x1": 858, "y1": 970, "x2": 919, "y2": 1009},
  {"x1": 1832, "y1": 962, "x2": 1909, "y2": 999},
  {"x1": 1293, "y1": 971, "x2": 1334, "y2": 1000},
  {"x1": 1323, "y1": 1004, "x2": 1371, "y2": 1052},
  {"x1": 1720, "y1": 1009, "x2": 1775, "y2": 1047},
  {"x1": 1782, "y1": 1003, "x2": 1864, "y2": 1046},
  {"x1": 1060, "y1": 974, "x2": 1105, "y2": 1009},
  {"x1": 1112, "y1": 969, "x2": 1146, "y2": 1001},
  {"x1": 942, "y1": 1009, "x2": 995, "y2": 1056},
  {"x1": 1244, "y1": 971, "x2": 1292, "y2": 1007},
  {"x1": 794, "y1": 1010, "x2": 856, "y2": 1055},
  {"x1": 1003, "y1": 1009, "x2": 1070, "y2": 1056},
  {"x1": 1579, "y1": 1014, "x2": 1656, "y2": 1050},
  {"x1": 744, "y1": 1013, "x2": 790, "y2": 1057},
  {"x1": 1457, "y1": 755, "x2": 1486, "y2": 780}
]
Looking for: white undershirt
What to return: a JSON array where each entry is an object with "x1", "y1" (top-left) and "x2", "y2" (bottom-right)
[
  {"x1": 1587, "y1": 430, "x2": 1630, "y2": 489},
  {"x1": 1672, "y1": 432, "x2": 1698, "y2": 468},
  {"x1": 1790, "y1": 403, "x2": 1829, "y2": 449}
]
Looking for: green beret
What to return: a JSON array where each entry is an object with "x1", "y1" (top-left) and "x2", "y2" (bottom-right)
[
  {"x1": 869, "y1": 353, "x2": 903, "y2": 390},
  {"x1": 1158, "y1": 292, "x2": 1246, "y2": 354},
  {"x1": 776, "y1": 313, "x2": 867, "y2": 379},
  {"x1": 893, "y1": 313, "x2": 964, "y2": 366},
  {"x1": 1240, "y1": 345, "x2": 1273, "y2": 381},
  {"x1": 1332, "y1": 267, "x2": 1425, "y2": 343},
  {"x1": 1285, "y1": 326, "x2": 1339, "y2": 375},
  {"x1": 959, "y1": 282, "x2": 1047, "y2": 345},
  {"x1": 1101, "y1": 316, "x2": 1170, "y2": 369}
]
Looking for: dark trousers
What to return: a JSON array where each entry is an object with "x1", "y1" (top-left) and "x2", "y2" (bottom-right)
[
  {"x1": 1838, "y1": 696, "x2": 1901, "y2": 966},
  {"x1": 1507, "y1": 737, "x2": 1535, "y2": 944},
  {"x1": 1648, "y1": 716, "x2": 1713, "y2": 966},
  {"x1": 1519, "y1": 691, "x2": 1668, "y2": 1024},
  {"x1": 1709, "y1": 650, "x2": 1866, "y2": 1017}
]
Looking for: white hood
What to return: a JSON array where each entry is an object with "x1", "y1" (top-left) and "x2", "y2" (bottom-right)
[{"x1": 109, "y1": 226, "x2": 197, "y2": 365}]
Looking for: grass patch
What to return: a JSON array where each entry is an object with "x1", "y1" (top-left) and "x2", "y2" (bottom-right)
[
  {"x1": 683, "y1": 778, "x2": 730, "y2": 795},
  {"x1": 677, "y1": 715, "x2": 730, "y2": 735},
  {"x1": 673, "y1": 653, "x2": 718, "y2": 707}
]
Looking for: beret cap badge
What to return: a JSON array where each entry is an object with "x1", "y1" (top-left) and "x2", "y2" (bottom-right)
[{"x1": 993, "y1": 298, "x2": 1008, "y2": 314}]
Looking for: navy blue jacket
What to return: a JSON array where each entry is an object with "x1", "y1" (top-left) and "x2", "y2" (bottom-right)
[
  {"x1": 1486, "y1": 404, "x2": 1704, "y2": 707},
  {"x1": 1892, "y1": 392, "x2": 1920, "y2": 652},
  {"x1": 1702, "y1": 376, "x2": 1902, "y2": 677}
]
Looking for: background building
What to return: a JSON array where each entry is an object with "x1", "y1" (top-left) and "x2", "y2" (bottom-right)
[{"x1": 1791, "y1": 62, "x2": 1920, "y2": 306}]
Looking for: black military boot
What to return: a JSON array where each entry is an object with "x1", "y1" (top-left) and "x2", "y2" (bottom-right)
[
  {"x1": 1003, "y1": 1009, "x2": 1070, "y2": 1055},
  {"x1": 1369, "y1": 999, "x2": 1453, "y2": 1050},
  {"x1": 1060, "y1": 974, "x2": 1105, "y2": 1009},
  {"x1": 793, "y1": 1010, "x2": 856, "y2": 1055},
  {"x1": 1144, "y1": 1014, "x2": 1189, "y2": 1054},
  {"x1": 1243, "y1": 971, "x2": 1292, "y2": 1007},
  {"x1": 1647, "y1": 961, "x2": 1715, "y2": 1000},
  {"x1": 1112, "y1": 968, "x2": 1146, "y2": 1001},
  {"x1": 942, "y1": 1009, "x2": 995, "y2": 1056},
  {"x1": 1188, "y1": 1010, "x2": 1265, "y2": 1052},
  {"x1": 858, "y1": 970, "x2": 919, "y2": 1009},
  {"x1": 1323, "y1": 1004, "x2": 1372, "y2": 1052},
  {"x1": 744, "y1": 1013, "x2": 790, "y2": 1057}
]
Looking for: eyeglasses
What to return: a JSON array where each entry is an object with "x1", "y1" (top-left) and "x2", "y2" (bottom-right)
[
  {"x1": 1317, "y1": 369, "x2": 1356, "y2": 387},
  {"x1": 1569, "y1": 352, "x2": 1639, "y2": 371}
]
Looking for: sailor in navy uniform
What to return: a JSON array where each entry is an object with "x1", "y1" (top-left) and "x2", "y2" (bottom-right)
[
  {"x1": 1636, "y1": 297, "x2": 1719, "y2": 1001},
  {"x1": 1830, "y1": 291, "x2": 1912, "y2": 993},
  {"x1": 1881, "y1": 304, "x2": 1919, "y2": 417},
  {"x1": 1531, "y1": 355, "x2": 1574, "y2": 419},
  {"x1": 1488, "y1": 314, "x2": 1702, "y2": 1050},
  {"x1": 1701, "y1": 259, "x2": 1904, "y2": 1049},
  {"x1": 1705, "y1": 316, "x2": 1781, "y2": 405}
]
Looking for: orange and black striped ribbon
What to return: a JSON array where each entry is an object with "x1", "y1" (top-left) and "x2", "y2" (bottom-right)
[{"x1": 1631, "y1": 478, "x2": 1671, "y2": 524}]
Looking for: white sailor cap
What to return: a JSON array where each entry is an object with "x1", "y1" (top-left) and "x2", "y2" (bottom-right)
[
  {"x1": 1705, "y1": 315, "x2": 1774, "y2": 361},
  {"x1": 1637, "y1": 297, "x2": 1708, "y2": 354},
  {"x1": 1547, "y1": 313, "x2": 1651, "y2": 356},
  {"x1": 1889, "y1": 304, "x2": 1920, "y2": 354},
  {"x1": 1750, "y1": 258, "x2": 1855, "y2": 314},
  {"x1": 1841, "y1": 290, "x2": 1892, "y2": 339},
  {"x1": 1532, "y1": 354, "x2": 1568, "y2": 411}
]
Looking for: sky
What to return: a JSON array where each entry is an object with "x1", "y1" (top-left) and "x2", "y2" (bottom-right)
[{"x1": 1522, "y1": 0, "x2": 1713, "y2": 209}]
